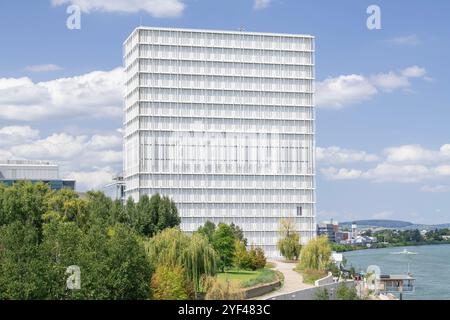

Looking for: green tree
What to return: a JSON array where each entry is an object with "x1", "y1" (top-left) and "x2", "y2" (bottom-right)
[
  {"x1": 0, "y1": 183, "x2": 155, "y2": 300},
  {"x1": 76, "y1": 223, "x2": 153, "y2": 299},
  {"x1": 230, "y1": 223, "x2": 247, "y2": 246},
  {"x1": 39, "y1": 220, "x2": 84, "y2": 299},
  {"x1": 212, "y1": 223, "x2": 236, "y2": 272},
  {"x1": 134, "y1": 195, "x2": 155, "y2": 236},
  {"x1": 299, "y1": 236, "x2": 332, "y2": 271},
  {"x1": 84, "y1": 191, "x2": 115, "y2": 228},
  {"x1": 147, "y1": 228, "x2": 217, "y2": 292},
  {"x1": 233, "y1": 240, "x2": 252, "y2": 270},
  {"x1": 0, "y1": 221, "x2": 47, "y2": 299},
  {"x1": 197, "y1": 220, "x2": 216, "y2": 243},
  {"x1": 277, "y1": 218, "x2": 302, "y2": 261},
  {"x1": 126, "y1": 194, "x2": 180, "y2": 237},
  {"x1": 43, "y1": 189, "x2": 88, "y2": 227},
  {"x1": 0, "y1": 181, "x2": 49, "y2": 235}
]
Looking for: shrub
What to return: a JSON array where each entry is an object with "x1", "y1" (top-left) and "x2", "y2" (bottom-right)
[
  {"x1": 248, "y1": 246, "x2": 266, "y2": 270},
  {"x1": 241, "y1": 269, "x2": 278, "y2": 288},
  {"x1": 151, "y1": 265, "x2": 193, "y2": 300},
  {"x1": 233, "y1": 242, "x2": 267, "y2": 271},
  {"x1": 202, "y1": 276, "x2": 244, "y2": 300},
  {"x1": 276, "y1": 219, "x2": 301, "y2": 261},
  {"x1": 296, "y1": 268, "x2": 328, "y2": 285},
  {"x1": 315, "y1": 288, "x2": 330, "y2": 300},
  {"x1": 336, "y1": 283, "x2": 359, "y2": 300}
]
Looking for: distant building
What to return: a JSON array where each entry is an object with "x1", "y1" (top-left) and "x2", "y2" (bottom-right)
[
  {"x1": 317, "y1": 220, "x2": 339, "y2": 242},
  {"x1": 336, "y1": 231, "x2": 351, "y2": 243},
  {"x1": 0, "y1": 160, "x2": 75, "y2": 190},
  {"x1": 104, "y1": 173, "x2": 126, "y2": 202},
  {"x1": 351, "y1": 222, "x2": 357, "y2": 239}
]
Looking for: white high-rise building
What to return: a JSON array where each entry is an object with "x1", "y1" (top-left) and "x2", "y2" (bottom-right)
[{"x1": 123, "y1": 27, "x2": 316, "y2": 257}]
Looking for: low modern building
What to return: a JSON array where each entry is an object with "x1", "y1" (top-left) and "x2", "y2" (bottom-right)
[
  {"x1": 0, "y1": 160, "x2": 75, "y2": 190},
  {"x1": 317, "y1": 220, "x2": 339, "y2": 242},
  {"x1": 104, "y1": 173, "x2": 126, "y2": 201}
]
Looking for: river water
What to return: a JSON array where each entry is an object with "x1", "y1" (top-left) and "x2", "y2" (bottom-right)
[{"x1": 343, "y1": 244, "x2": 450, "y2": 300}]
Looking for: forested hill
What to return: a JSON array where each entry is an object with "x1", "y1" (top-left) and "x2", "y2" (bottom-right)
[
  {"x1": 340, "y1": 220, "x2": 450, "y2": 230},
  {"x1": 340, "y1": 220, "x2": 413, "y2": 229}
]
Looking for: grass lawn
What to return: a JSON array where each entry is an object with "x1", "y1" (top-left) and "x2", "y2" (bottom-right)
[
  {"x1": 295, "y1": 266, "x2": 328, "y2": 285},
  {"x1": 217, "y1": 268, "x2": 278, "y2": 288}
]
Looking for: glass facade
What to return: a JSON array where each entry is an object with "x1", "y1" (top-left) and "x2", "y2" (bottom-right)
[
  {"x1": 0, "y1": 160, "x2": 75, "y2": 191},
  {"x1": 123, "y1": 27, "x2": 316, "y2": 257}
]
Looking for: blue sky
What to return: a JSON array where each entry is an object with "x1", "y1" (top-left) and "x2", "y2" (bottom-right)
[{"x1": 0, "y1": 0, "x2": 449, "y2": 224}]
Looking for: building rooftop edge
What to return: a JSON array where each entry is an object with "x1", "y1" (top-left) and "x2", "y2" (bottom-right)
[
  {"x1": 0, "y1": 160, "x2": 57, "y2": 166},
  {"x1": 124, "y1": 26, "x2": 314, "y2": 45}
]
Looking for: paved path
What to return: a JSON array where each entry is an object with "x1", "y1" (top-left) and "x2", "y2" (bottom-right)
[{"x1": 255, "y1": 260, "x2": 314, "y2": 300}]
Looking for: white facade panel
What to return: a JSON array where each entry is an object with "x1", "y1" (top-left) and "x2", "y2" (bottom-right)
[{"x1": 123, "y1": 27, "x2": 316, "y2": 257}]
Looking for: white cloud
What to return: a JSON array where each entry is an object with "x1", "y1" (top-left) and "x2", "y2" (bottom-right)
[
  {"x1": 316, "y1": 146, "x2": 379, "y2": 164},
  {"x1": 0, "y1": 126, "x2": 40, "y2": 146},
  {"x1": 87, "y1": 134, "x2": 122, "y2": 150},
  {"x1": 316, "y1": 66, "x2": 428, "y2": 109},
  {"x1": 9, "y1": 132, "x2": 123, "y2": 166},
  {"x1": 319, "y1": 144, "x2": 450, "y2": 184},
  {"x1": 10, "y1": 133, "x2": 88, "y2": 160},
  {"x1": 370, "y1": 71, "x2": 411, "y2": 92},
  {"x1": 371, "y1": 66, "x2": 427, "y2": 92},
  {"x1": 316, "y1": 75, "x2": 377, "y2": 109},
  {"x1": 384, "y1": 145, "x2": 436, "y2": 163},
  {"x1": 362, "y1": 163, "x2": 430, "y2": 183},
  {"x1": 67, "y1": 168, "x2": 117, "y2": 191},
  {"x1": 388, "y1": 34, "x2": 420, "y2": 46},
  {"x1": 320, "y1": 167, "x2": 363, "y2": 180},
  {"x1": 401, "y1": 66, "x2": 426, "y2": 78},
  {"x1": 25, "y1": 64, "x2": 62, "y2": 73},
  {"x1": 384, "y1": 144, "x2": 450, "y2": 163},
  {"x1": 435, "y1": 165, "x2": 450, "y2": 176},
  {"x1": 52, "y1": 0, "x2": 185, "y2": 17},
  {"x1": 441, "y1": 144, "x2": 450, "y2": 157},
  {"x1": 0, "y1": 68, "x2": 123, "y2": 121},
  {"x1": 253, "y1": 0, "x2": 271, "y2": 10},
  {"x1": 0, "y1": 149, "x2": 14, "y2": 159},
  {"x1": 421, "y1": 185, "x2": 449, "y2": 193}
]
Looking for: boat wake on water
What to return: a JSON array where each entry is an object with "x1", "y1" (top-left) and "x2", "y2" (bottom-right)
[{"x1": 390, "y1": 249, "x2": 418, "y2": 255}]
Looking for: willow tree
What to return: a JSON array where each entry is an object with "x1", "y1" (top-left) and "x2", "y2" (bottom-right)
[
  {"x1": 147, "y1": 228, "x2": 218, "y2": 292},
  {"x1": 276, "y1": 218, "x2": 302, "y2": 261},
  {"x1": 299, "y1": 235, "x2": 332, "y2": 271}
]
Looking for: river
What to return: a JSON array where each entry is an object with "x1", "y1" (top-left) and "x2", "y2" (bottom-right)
[{"x1": 343, "y1": 244, "x2": 450, "y2": 300}]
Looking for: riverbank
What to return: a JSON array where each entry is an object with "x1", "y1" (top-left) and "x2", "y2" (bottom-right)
[
  {"x1": 344, "y1": 244, "x2": 450, "y2": 299},
  {"x1": 333, "y1": 240, "x2": 450, "y2": 253}
]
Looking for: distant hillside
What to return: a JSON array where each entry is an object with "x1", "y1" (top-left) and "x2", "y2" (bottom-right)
[
  {"x1": 400, "y1": 223, "x2": 450, "y2": 231},
  {"x1": 340, "y1": 220, "x2": 414, "y2": 229},
  {"x1": 339, "y1": 220, "x2": 450, "y2": 231}
]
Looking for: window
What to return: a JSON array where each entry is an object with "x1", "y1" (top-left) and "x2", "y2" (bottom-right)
[{"x1": 297, "y1": 206, "x2": 302, "y2": 216}]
